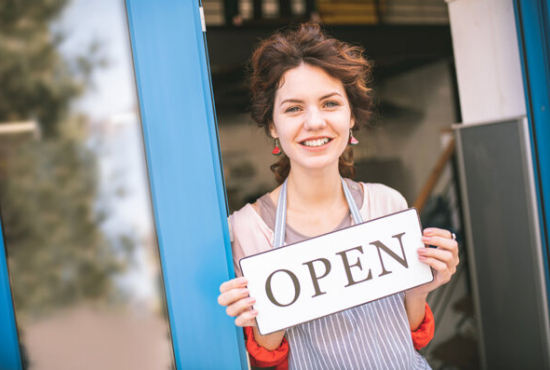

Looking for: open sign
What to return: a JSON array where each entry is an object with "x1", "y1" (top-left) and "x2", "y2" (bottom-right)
[{"x1": 239, "y1": 208, "x2": 433, "y2": 335}]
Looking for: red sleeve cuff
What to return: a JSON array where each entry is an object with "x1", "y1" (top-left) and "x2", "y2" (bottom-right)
[
  {"x1": 244, "y1": 326, "x2": 289, "y2": 368},
  {"x1": 411, "y1": 302, "x2": 435, "y2": 350}
]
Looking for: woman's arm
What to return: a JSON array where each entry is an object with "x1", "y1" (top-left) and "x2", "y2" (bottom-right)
[
  {"x1": 245, "y1": 326, "x2": 289, "y2": 368},
  {"x1": 405, "y1": 290, "x2": 429, "y2": 331},
  {"x1": 218, "y1": 277, "x2": 286, "y2": 350},
  {"x1": 253, "y1": 328, "x2": 286, "y2": 351},
  {"x1": 410, "y1": 303, "x2": 435, "y2": 350},
  {"x1": 405, "y1": 227, "x2": 459, "y2": 329}
]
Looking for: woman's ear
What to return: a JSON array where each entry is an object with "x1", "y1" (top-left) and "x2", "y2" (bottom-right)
[
  {"x1": 269, "y1": 122, "x2": 278, "y2": 139},
  {"x1": 350, "y1": 115, "x2": 356, "y2": 129}
]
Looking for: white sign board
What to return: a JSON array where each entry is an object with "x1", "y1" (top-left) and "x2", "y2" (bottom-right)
[{"x1": 239, "y1": 208, "x2": 433, "y2": 335}]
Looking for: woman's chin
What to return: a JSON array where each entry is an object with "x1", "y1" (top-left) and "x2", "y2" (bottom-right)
[{"x1": 289, "y1": 157, "x2": 341, "y2": 174}]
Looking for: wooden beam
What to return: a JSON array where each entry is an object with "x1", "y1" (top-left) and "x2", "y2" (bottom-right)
[{"x1": 414, "y1": 137, "x2": 455, "y2": 213}]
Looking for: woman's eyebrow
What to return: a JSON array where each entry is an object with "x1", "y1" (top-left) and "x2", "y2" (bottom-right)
[
  {"x1": 280, "y1": 98, "x2": 303, "y2": 106},
  {"x1": 280, "y1": 92, "x2": 343, "y2": 106},
  {"x1": 320, "y1": 92, "x2": 342, "y2": 100}
]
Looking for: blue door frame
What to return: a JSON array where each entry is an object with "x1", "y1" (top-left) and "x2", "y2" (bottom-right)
[
  {"x1": 125, "y1": 0, "x2": 247, "y2": 368},
  {"x1": 0, "y1": 219, "x2": 21, "y2": 370},
  {"x1": 514, "y1": 0, "x2": 550, "y2": 297}
]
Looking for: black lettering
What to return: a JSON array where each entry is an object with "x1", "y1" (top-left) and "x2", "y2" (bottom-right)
[
  {"x1": 303, "y1": 258, "x2": 331, "y2": 297},
  {"x1": 370, "y1": 232, "x2": 409, "y2": 277},
  {"x1": 336, "y1": 246, "x2": 373, "y2": 287},
  {"x1": 265, "y1": 269, "x2": 301, "y2": 307}
]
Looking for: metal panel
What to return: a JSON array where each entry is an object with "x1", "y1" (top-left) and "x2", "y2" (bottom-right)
[
  {"x1": 125, "y1": 0, "x2": 247, "y2": 368},
  {"x1": 0, "y1": 221, "x2": 21, "y2": 370},
  {"x1": 454, "y1": 118, "x2": 550, "y2": 370}
]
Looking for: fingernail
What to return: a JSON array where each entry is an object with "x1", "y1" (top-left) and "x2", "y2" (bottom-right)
[
  {"x1": 424, "y1": 228, "x2": 434, "y2": 235},
  {"x1": 417, "y1": 248, "x2": 426, "y2": 255},
  {"x1": 241, "y1": 288, "x2": 249, "y2": 296},
  {"x1": 422, "y1": 236, "x2": 431, "y2": 242},
  {"x1": 251, "y1": 310, "x2": 258, "y2": 316},
  {"x1": 247, "y1": 297, "x2": 256, "y2": 304},
  {"x1": 418, "y1": 256, "x2": 427, "y2": 261}
]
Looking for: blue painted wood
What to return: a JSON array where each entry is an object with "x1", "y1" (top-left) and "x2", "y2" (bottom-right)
[
  {"x1": 514, "y1": 0, "x2": 550, "y2": 298},
  {"x1": 0, "y1": 221, "x2": 22, "y2": 370},
  {"x1": 125, "y1": 0, "x2": 247, "y2": 368}
]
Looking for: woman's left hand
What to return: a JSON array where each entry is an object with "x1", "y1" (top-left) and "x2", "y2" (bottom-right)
[{"x1": 408, "y1": 227, "x2": 459, "y2": 297}]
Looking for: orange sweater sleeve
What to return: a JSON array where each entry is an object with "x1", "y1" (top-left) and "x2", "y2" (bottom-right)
[{"x1": 244, "y1": 326, "x2": 289, "y2": 369}]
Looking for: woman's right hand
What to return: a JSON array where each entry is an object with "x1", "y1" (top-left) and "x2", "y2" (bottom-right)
[{"x1": 218, "y1": 277, "x2": 258, "y2": 327}]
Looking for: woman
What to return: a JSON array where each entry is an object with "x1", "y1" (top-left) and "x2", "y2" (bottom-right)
[{"x1": 218, "y1": 23, "x2": 459, "y2": 369}]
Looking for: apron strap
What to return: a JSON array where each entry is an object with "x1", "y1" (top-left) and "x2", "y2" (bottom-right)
[{"x1": 273, "y1": 177, "x2": 363, "y2": 249}]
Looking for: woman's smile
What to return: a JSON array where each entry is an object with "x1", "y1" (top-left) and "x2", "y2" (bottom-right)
[{"x1": 299, "y1": 136, "x2": 333, "y2": 151}]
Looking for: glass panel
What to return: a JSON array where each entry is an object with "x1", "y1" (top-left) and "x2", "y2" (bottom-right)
[{"x1": 0, "y1": 1, "x2": 175, "y2": 369}]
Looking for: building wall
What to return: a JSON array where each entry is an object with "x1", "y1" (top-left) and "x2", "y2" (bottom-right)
[
  {"x1": 447, "y1": 0, "x2": 526, "y2": 124},
  {"x1": 356, "y1": 60, "x2": 457, "y2": 204}
]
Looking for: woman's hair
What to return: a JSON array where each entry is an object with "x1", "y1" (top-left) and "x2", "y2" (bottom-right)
[{"x1": 249, "y1": 22, "x2": 374, "y2": 184}]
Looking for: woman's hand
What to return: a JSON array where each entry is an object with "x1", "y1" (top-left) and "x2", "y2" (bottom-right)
[
  {"x1": 218, "y1": 277, "x2": 258, "y2": 327},
  {"x1": 410, "y1": 227, "x2": 459, "y2": 296},
  {"x1": 218, "y1": 277, "x2": 287, "y2": 351},
  {"x1": 404, "y1": 227, "x2": 459, "y2": 330}
]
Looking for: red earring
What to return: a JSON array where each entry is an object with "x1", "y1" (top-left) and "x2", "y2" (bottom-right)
[
  {"x1": 349, "y1": 129, "x2": 359, "y2": 146},
  {"x1": 272, "y1": 139, "x2": 282, "y2": 156}
]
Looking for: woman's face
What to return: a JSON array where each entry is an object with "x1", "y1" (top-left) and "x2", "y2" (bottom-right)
[{"x1": 271, "y1": 63, "x2": 354, "y2": 174}]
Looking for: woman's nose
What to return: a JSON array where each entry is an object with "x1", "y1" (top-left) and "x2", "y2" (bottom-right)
[{"x1": 304, "y1": 108, "x2": 326, "y2": 130}]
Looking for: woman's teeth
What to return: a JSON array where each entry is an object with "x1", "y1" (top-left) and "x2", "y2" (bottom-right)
[{"x1": 302, "y1": 138, "x2": 330, "y2": 147}]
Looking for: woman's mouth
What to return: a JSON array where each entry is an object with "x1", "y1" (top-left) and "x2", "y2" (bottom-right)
[{"x1": 300, "y1": 138, "x2": 331, "y2": 147}]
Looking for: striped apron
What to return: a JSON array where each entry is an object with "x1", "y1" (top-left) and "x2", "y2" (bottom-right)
[{"x1": 273, "y1": 178, "x2": 431, "y2": 370}]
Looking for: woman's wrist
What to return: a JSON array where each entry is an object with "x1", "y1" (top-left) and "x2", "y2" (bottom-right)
[
  {"x1": 405, "y1": 290, "x2": 428, "y2": 302},
  {"x1": 410, "y1": 303, "x2": 435, "y2": 349},
  {"x1": 404, "y1": 291, "x2": 428, "y2": 331},
  {"x1": 245, "y1": 327, "x2": 289, "y2": 367},
  {"x1": 252, "y1": 327, "x2": 286, "y2": 351}
]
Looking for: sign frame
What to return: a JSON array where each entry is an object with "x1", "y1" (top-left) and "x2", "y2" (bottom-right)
[{"x1": 240, "y1": 207, "x2": 434, "y2": 335}]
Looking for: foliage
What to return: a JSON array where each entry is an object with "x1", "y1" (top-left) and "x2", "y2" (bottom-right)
[
  {"x1": 0, "y1": 0, "x2": 106, "y2": 137},
  {"x1": 0, "y1": 123, "x2": 131, "y2": 314},
  {"x1": 0, "y1": 0, "x2": 132, "y2": 316}
]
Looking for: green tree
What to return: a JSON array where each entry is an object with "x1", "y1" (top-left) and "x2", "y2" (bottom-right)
[
  {"x1": 0, "y1": 0, "x2": 131, "y2": 316},
  {"x1": 0, "y1": 0, "x2": 108, "y2": 137},
  {"x1": 0, "y1": 123, "x2": 131, "y2": 314}
]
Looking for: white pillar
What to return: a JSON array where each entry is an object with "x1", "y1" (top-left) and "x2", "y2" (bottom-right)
[{"x1": 446, "y1": 0, "x2": 526, "y2": 124}]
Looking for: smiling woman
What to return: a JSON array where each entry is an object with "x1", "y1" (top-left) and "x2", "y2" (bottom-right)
[
  {"x1": 217, "y1": 23, "x2": 459, "y2": 370},
  {"x1": 249, "y1": 23, "x2": 373, "y2": 184}
]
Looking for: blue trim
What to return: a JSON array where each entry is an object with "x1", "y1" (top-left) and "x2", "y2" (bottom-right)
[
  {"x1": 514, "y1": 0, "x2": 550, "y2": 298},
  {"x1": 0, "y1": 220, "x2": 22, "y2": 370},
  {"x1": 202, "y1": 26, "x2": 249, "y2": 370},
  {"x1": 125, "y1": 0, "x2": 246, "y2": 368},
  {"x1": 198, "y1": 6, "x2": 249, "y2": 365}
]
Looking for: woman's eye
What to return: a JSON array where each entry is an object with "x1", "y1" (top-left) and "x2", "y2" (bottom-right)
[
  {"x1": 324, "y1": 101, "x2": 339, "y2": 108},
  {"x1": 285, "y1": 106, "x2": 300, "y2": 113}
]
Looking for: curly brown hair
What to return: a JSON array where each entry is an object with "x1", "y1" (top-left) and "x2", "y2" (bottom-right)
[{"x1": 249, "y1": 23, "x2": 374, "y2": 184}]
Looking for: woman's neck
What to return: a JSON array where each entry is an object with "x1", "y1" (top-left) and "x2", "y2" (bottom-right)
[{"x1": 285, "y1": 165, "x2": 346, "y2": 213}]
